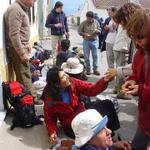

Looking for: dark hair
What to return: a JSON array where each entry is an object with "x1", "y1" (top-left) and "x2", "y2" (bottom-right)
[
  {"x1": 54, "y1": 1, "x2": 63, "y2": 9},
  {"x1": 42, "y1": 67, "x2": 62, "y2": 100},
  {"x1": 111, "y1": 7, "x2": 117, "y2": 12},
  {"x1": 113, "y1": 3, "x2": 140, "y2": 26},
  {"x1": 86, "y1": 11, "x2": 94, "y2": 18},
  {"x1": 61, "y1": 39, "x2": 70, "y2": 51}
]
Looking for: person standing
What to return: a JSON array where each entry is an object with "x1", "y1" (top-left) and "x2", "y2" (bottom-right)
[
  {"x1": 78, "y1": 11, "x2": 100, "y2": 75},
  {"x1": 122, "y1": 9, "x2": 150, "y2": 150},
  {"x1": 99, "y1": 9, "x2": 111, "y2": 51},
  {"x1": 113, "y1": 24, "x2": 131, "y2": 98},
  {"x1": 105, "y1": 7, "x2": 117, "y2": 68},
  {"x1": 4, "y1": 0, "x2": 42, "y2": 105},
  {"x1": 45, "y1": 1, "x2": 69, "y2": 64}
]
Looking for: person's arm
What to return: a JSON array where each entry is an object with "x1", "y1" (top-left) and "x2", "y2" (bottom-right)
[
  {"x1": 78, "y1": 22, "x2": 86, "y2": 36},
  {"x1": 93, "y1": 20, "x2": 101, "y2": 35},
  {"x1": 108, "y1": 64, "x2": 132, "y2": 80},
  {"x1": 121, "y1": 50, "x2": 139, "y2": 93},
  {"x1": 45, "y1": 13, "x2": 55, "y2": 28},
  {"x1": 126, "y1": 50, "x2": 139, "y2": 82},
  {"x1": 64, "y1": 14, "x2": 69, "y2": 33},
  {"x1": 72, "y1": 77, "x2": 109, "y2": 97},
  {"x1": 8, "y1": 9, "x2": 25, "y2": 56},
  {"x1": 97, "y1": 20, "x2": 101, "y2": 32},
  {"x1": 113, "y1": 141, "x2": 131, "y2": 150},
  {"x1": 117, "y1": 64, "x2": 132, "y2": 79},
  {"x1": 44, "y1": 99, "x2": 57, "y2": 136}
]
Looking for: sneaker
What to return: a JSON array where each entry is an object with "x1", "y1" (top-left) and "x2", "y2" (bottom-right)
[
  {"x1": 86, "y1": 70, "x2": 91, "y2": 75},
  {"x1": 117, "y1": 92, "x2": 132, "y2": 100},
  {"x1": 93, "y1": 70, "x2": 100, "y2": 76}
]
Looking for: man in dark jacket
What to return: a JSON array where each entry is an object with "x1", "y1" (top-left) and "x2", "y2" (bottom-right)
[{"x1": 45, "y1": 1, "x2": 69, "y2": 64}]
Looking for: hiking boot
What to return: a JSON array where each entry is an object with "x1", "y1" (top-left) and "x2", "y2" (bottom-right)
[
  {"x1": 93, "y1": 70, "x2": 100, "y2": 76},
  {"x1": 117, "y1": 92, "x2": 132, "y2": 100}
]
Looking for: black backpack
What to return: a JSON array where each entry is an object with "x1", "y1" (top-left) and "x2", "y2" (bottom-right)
[
  {"x1": 2, "y1": 81, "x2": 42, "y2": 130},
  {"x1": 87, "y1": 99, "x2": 120, "y2": 132}
]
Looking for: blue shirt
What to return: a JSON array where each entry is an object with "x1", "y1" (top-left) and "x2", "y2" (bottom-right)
[
  {"x1": 60, "y1": 88, "x2": 71, "y2": 104},
  {"x1": 77, "y1": 145, "x2": 116, "y2": 150}
]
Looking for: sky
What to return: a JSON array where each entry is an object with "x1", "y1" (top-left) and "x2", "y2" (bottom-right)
[{"x1": 53, "y1": 0, "x2": 85, "y2": 16}]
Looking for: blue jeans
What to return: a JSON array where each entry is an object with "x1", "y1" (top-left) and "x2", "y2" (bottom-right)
[{"x1": 83, "y1": 39, "x2": 98, "y2": 71}]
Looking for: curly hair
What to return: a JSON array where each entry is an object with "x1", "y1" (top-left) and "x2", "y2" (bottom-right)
[
  {"x1": 113, "y1": 2, "x2": 141, "y2": 27},
  {"x1": 126, "y1": 8, "x2": 150, "y2": 39}
]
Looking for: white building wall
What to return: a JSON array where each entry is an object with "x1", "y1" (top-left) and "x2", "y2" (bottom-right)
[
  {"x1": 0, "y1": 1, "x2": 10, "y2": 111},
  {"x1": 80, "y1": 0, "x2": 108, "y2": 23}
]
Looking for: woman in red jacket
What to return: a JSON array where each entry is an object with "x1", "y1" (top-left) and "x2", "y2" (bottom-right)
[
  {"x1": 122, "y1": 9, "x2": 150, "y2": 150},
  {"x1": 42, "y1": 67, "x2": 113, "y2": 145}
]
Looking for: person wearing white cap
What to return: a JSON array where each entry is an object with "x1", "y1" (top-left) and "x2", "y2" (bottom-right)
[{"x1": 72, "y1": 109, "x2": 131, "y2": 150}]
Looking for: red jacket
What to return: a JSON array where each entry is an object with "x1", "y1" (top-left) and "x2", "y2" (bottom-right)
[
  {"x1": 43, "y1": 77, "x2": 108, "y2": 136},
  {"x1": 127, "y1": 49, "x2": 150, "y2": 135}
]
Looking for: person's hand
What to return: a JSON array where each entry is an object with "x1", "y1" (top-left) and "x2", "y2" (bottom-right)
[
  {"x1": 112, "y1": 22, "x2": 117, "y2": 29},
  {"x1": 113, "y1": 141, "x2": 131, "y2": 150},
  {"x1": 55, "y1": 23, "x2": 62, "y2": 28},
  {"x1": 28, "y1": 47, "x2": 32, "y2": 53},
  {"x1": 20, "y1": 53, "x2": 29, "y2": 63},
  {"x1": 126, "y1": 85, "x2": 139, "y2": 95},
  {"x1": 83, "y1": 32, "x2": 91, "y2": 38},
  {"x1": 107, "y1": 68, "x2": 117, "y2": 77},
  {"x1": 27, "y1": 44, "x2": 32, "y2": 53},
  {"x1": 103, "y1": 71, "x2": 114, "y2": 82},
  {"x1": 50, "y1": 131, "x2": 58, "y2": 145},
  {"x1": 94, "y1": 29, "x2": 100, "y2": 34},
  {"x1": 104, "y1": 25, "x2": 109, "y2": 31},
  {"x1": 121, "y1": 80, "x2": 136, "y2": 93}
]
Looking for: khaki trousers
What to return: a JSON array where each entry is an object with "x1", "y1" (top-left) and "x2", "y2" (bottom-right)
[
  {"x1": 51, "y1": 35, "x2": 66, "y2": 64},
  {"x1": 8, "y1": 47, "x2": 36, "y2": 97}
]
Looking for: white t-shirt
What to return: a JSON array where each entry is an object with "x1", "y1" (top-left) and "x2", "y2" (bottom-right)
[
  {"x1": 113, "y1": 24, "x2": 131, "y2": 52},
  {"x1": 105, "y1": 19, "x2": 117, "y2": 44}
]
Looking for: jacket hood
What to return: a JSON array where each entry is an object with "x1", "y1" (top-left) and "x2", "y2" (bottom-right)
[{"x1": 51, "y1": 9, "x2": 64, "y2": 15}]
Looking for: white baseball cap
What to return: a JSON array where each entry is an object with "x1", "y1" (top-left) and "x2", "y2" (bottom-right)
[
  {"x1": 61, "y1": 57, "x2": 84, "y2": 75},
  {"x1": 71, "y1": 109, "x2": 108, "y2": 147}
]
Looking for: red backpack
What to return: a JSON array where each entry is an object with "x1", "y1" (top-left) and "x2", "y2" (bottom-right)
[{"x1": 2, "y1": 81, "x2": 42, "y2": 130}]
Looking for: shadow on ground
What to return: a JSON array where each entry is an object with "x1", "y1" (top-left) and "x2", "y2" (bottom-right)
[{"x1": 0, "y1": 115, "x2": 50, "y2": 150}]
